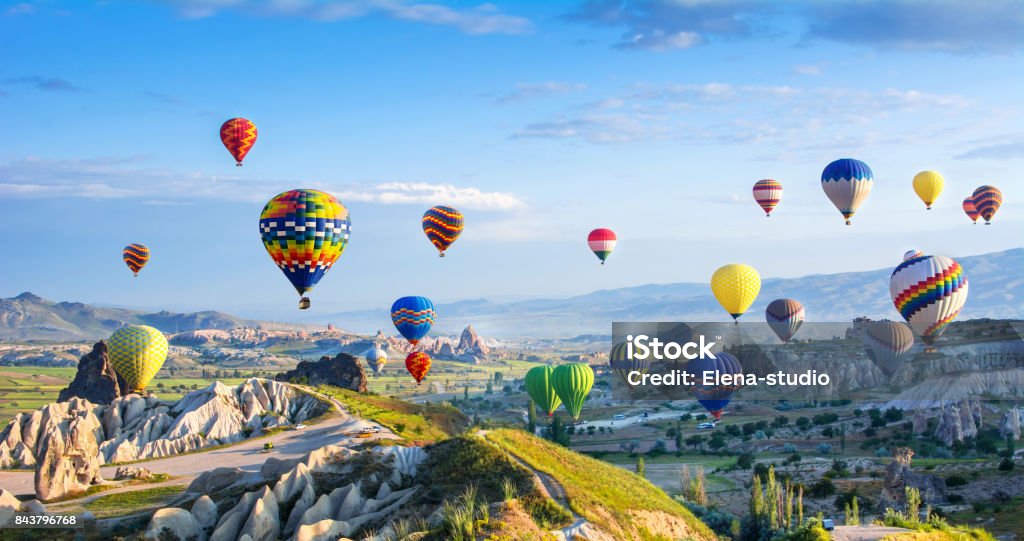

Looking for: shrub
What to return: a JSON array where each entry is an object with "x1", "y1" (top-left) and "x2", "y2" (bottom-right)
[
  {"x1": 998, "y1": 458, "x2": 1015, "y2": 471},
  {"x1": 736, "y1": 453, "x2": 754, "y2": 469},
  {"x1": 944, "y1": 474, "x2": 967, "y2": 487},
  {"x1": 816, "y1": 443, "x2": 832, "y2": 455},
  {"x1": 874, "y1": 447, "x2": 889, "y2": 457}
]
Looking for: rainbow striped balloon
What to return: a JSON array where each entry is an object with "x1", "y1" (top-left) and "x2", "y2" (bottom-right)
[
  {"x1": 962, "y1": 197, "x2": 980, "y2": 224},
  {"x1": 972, "y1": 185, "x2": 1002, "y2": 224},
  {"x1": 122, "y1": 243, "x2": 150, "y2": 277},
  {"x1": 890, "y1": 255, "x2": 968, "y2": 347},
  {"x1": 752, "y1": 179, "x2": 782, "y2": 217},
  {"x1": 391, "y1": 296, "x2": 436, "y2": 345},
  {"x1": 422, "y1": 206, "x2": 464, "y2": 257}
]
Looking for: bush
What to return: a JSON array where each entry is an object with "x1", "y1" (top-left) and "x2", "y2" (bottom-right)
[
  {"x1": 998, "y1": 458, "x2": 1015, "y2": 471},
  {"x1": 817, "y1": 443, "x2": 832, "y2": 455},
  {"x1": 944, "y1": 474, "x2": 967, "y2": 487},
  {"x1": 736, "y1": 453, "x2": 754, "y2": 469},
  {"x1": 807, "y1": 478, "x2": 836, "y2": 498},
  {"x1": 874, "y1": 446, "x2": 889, "y2": 457},
  {"x1": 782, "y1": 443, "x2": 797, "y2": 453},
  {"x1": 947, "y1": 494, "x2": 964, "y2": 503}
]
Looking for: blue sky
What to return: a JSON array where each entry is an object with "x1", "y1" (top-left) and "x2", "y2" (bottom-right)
[{"x1": 1, "y1": 0, "x2": 1022, "y2": 323}]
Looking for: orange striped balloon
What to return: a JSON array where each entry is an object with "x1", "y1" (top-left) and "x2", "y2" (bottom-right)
[
  {"x1": 220, "y1": 118, "x2": 257, "y2": 166},
  {"x1": 122, "y1": 243, "x2": 150, "y2": 277},
  {"x1": 405, "y1": 352, "x2": 431, "y2": 384}
]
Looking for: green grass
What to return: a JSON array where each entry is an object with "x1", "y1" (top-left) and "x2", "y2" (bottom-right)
[
  {"x1": 487, "y1": 428, "x2": 716, "y2": 540},
  {"x1": 319, "y1": 385, "x2": 469, "y2": 442},
  {"x1": 82, "y1": 485, "x2": 186, "y2": 518}
]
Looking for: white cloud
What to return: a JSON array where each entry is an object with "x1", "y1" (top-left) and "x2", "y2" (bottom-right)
[
  {"x1": 496, "y1": 82, "x2": 588, "y2": 104},
  {"x1": 338, "y1": 182, "x2": 525, "y2": 209},
  {"x1": 6, "y1": 3, "x2": 33, "y2": 15},
  {"x1": 793, "y1": 64, "x2": 823, "y2": 76}
]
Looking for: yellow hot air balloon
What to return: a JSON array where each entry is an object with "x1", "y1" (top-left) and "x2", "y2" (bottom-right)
[
  {"x1": 711, "y1": 264, "x2": 761, "y2": 321},
  {"x1": 108, "y1": 325, "x2": 168, "y2": 393},
  {"x1": 912, "y1": 171, "x2": 944, "y2": 210}
]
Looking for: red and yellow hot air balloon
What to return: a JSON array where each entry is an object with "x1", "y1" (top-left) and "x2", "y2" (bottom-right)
[
  {"x1": 122, "y1": 244, "x2": 150, "y2": 277},
  {"x1": 752, "y1": 179, "x2": 782, "y2": 217},
  {"x1": 972, "y1": 185, "x2": 1002, "y2": 225},
  {"x1": 220, "y1": 118, "x2": 257, "y2": 166},
  {"x1": 405, "y1": 352, "x2": 431, "y2": 384},
  {"x1": 962, "y1": 197, "x2": 980, "y2": 224}
]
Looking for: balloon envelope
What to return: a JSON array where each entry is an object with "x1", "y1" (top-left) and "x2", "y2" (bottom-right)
[
  {"x1": 259, "y1": 190, "x2": 351, "y2": 305},
  {"x1": 962, "y1": 197, "x2": 980, "y2": 223},
  {"x1": 821, "y1": 158, "x2": 873, "y2": 225},
  {"x1": 861, "y1": 321, "x2": 914, "y2": 378},
  {"x1": 220, "y1": 118, "x2": 257, "y2": 166},
  {"x1": 686, "y1": 352, "x2": 742, "y2": 420},
  {"x1": 391, "y1": 296, "x2": 436, "y2": 345},
  {"x1": 765, "y1": 299, "x2": 804, "y2": 343},
  {"x1": 972, "y1": 185, "x2": 1002, "y2": 224},
  {"x1": 365, "y1": 345, "x2": 388, "y2": 374},
  {"x1": 711, "y1": 264, "x2": 761, "y2": 320},
  {"x1": 610, "y1": 340, "x2": 651, "y2": 387},
  {"x1": 405, "y1": 352, "x2": 431, "y2": 383},
  {"x1": 551, "y1": 363, "x2": 594, "y2": 420},
  {"x1": 912, "y1": 171, "x2": 944, "y2": 210},
  {"x1": 123, "y1": 244, "x2": 150, "y2": 276},
  {"x1": 108, "y1": 325, "x2": 168, "y2": 393},
  {"x1": 890, "y1": 255, "x2": 968, "y2": 346},
  {"x1": 422, "y1": 206, "x2": 464, "y2": 256},
  {"x1": 752, "y1": 179, "x2": 782, "y2": 217},
  {"x1": 524, "y1": 366, "x2": 562, "y2": 416},
  {"x1": 903, "y1": 250, "x2": 924, "y2": 261},
  {"x1": 587, "y1": 228, "x2": 617, "y2": 264}
]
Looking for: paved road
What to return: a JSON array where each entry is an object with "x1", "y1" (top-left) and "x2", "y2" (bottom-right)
[
  {"x1": 0, "y1": 386, "x2": 394, "y2": 498},
  {"x1": 831, "y1": 525, "x2": 911, "y2": 541},
  {"x1": 581, "y1": 402, "x2": 697, "y2": 429}
]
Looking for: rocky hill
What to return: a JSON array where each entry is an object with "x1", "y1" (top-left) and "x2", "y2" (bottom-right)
[
  {"x1": 346, "y1": 326, "x2": 494, "y2": 364},
  {"x1": 276, "y1": 352, "x2": 368, "y2": 392}
]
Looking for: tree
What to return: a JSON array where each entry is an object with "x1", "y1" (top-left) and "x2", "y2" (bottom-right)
[
  {"x1": 527, "y1": 401, "x2": 537, "y2": 434},
  {"x1": 548, "y1": 416, "x2": 570, "y2": 447},
  {"x1": 736, "y1": 453, "x2": 754, "y2": 469},
  {"x1": 636, "y1": 456, "x2": 646, "y2": 478},
  {"x1": 680, "y1": 465, "x2": 707, "y2": 506},
  {"x1": 685, "y1": 434, "x2": 705, "y2": 450},
  {"x1": 464, "y1": 386, "x2": 469, "y2": 400},
  {"x1": 674, "y1": 431, "x2": 684, "y2": 454},
  {"x1": 485, "y1": 382, "x2": 493, "y2": 394}
]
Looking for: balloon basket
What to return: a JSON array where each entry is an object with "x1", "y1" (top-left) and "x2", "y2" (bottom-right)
[
  {"x1": 439, "y1": 253, "x2": 445, "y2": 258},
  {"x1": 236, "y1": 163, "x2": 243, "y2": 167},
  {"x1": 299, "y1": 297, "x2": 311, "y2": 310}
]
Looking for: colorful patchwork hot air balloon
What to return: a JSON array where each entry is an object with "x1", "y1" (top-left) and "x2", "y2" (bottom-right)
[
  {"x1": 972, "y1": 185, "x2": 1002, "y2": 224},
  {"x1": 711, "y1": 264, "x2": 761, "y2": 321},
  {"x1": 861, "y1": 321, "x2": 914, "y2": 378},
  {"x1": 108, "y1": 325, "x2": 168, "y2": 393},
  {"x1": 551, "y1": 363, "x2": 594, "y2": 420},
  {"x1": 903, "y1": 250, "x2": 924, "y2": 261},
  {"x1": 765, "y1": 299, "x2": 804, "y2": 343},
  {"x1": 365, "y1": 345, "x2": 388, "y2": 375},
  {"x1": 962, "y1": 197, "x2": 980, "y2": 224},
  {"x1": 525, "y1": 365, "x2": 562, "y2": 417},
  {"x1": 821, "y1": 158, "x2": 873, "y2": 225},
  {"x1": 752, "y1": 179, "x2": 782, "y2": 217},
  {"x1": 686, "y1": 352, "x2": 742, "y2": 421},
  {"x1": 405, "y1": 352, "x2": 431, "y2": 383},
  {"x1": 912, "y1": 171, "x2": 944, "y2": 210},
  {"x1": 220, "y1": 118, "x2": 257, "y2": 166},
  {"x1": 391, "y1": 296, "x2": 436, "y2": 345},
  {"x1": 259, "y1": 190, "x2": 351, "y2": 310},
  {"x1": 890, "y1": 255, "x2": 968, "y2": 348},
  {"x1": 422, "y1": 206, "x2": 464, "y2": 257},
  {"x1": 587, "y1": 228, "x2": 617, "y2": 265},
  {"x1": 122, "y1": 244, "x2": 150, "y2": 277},
  {"x1": 610, "y1": 340, "x2": 652, "y2": 387}
]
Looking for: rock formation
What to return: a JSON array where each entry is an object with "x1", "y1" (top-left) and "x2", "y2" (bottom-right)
[
  {"x1": 32, "y1": 397, "x2": 105, "y2": 501},
  {"x1": 114, "y1": 465, "x2": 152, "y2": 481},
  {"x1": 144, "y1": 508, "x2": 205, "y2": 541},
  {"x1": 1000, "y1": 407, "x2": 1021, "y2": 440},
  {"x1": 933, "y1": 398, "x2": 983, "y2": 446},
  {"x1": 56, "y1": 341, "x2": 129, "y2": 404},
  {"x1": 276, "y1": 352, "x2": 367, "y2": 392},
  {"x1": 456, "y1": 324, "x2": 490, "y2": 361},
  {"x1": 877, "y1": 447, "x2": 946, "y2": 512}
]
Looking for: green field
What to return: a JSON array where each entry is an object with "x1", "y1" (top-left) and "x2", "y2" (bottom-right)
[{"x1": 82, "y1": 485, "x2": 186, "y2": 518}]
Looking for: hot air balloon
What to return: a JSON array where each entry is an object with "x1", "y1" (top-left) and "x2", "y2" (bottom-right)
[
  {"x1": 890, "y1": 255, "x2": 968, "y2": 348},
  {"x1": 365, "y1": 345, "x2": 388, "y2": 375},
  {"x1": 861, "y1": 321, "x2": 914, "y2": 378},
  {"x1": 752, "y1": 179, "x2": 782, "y2": 217},
  {"x1": 711, "y1": 264, "x2": 761, "y2": 321},
  {"x1": 610, "y1": 340, "x2": 652, "y2": 387},
  {"x1": 108, "y1": 325, "x2": 168, "y2": 393},
  {"x1": 962, "y1": 197, "x2": 980, "y2": 224},
  {"x1": 405, "y1": 352, "x2": 431, "y2": 384},
  {"x1": 551, "y1": 363, "x2": 594, "y2": 421},
  {"x1": 391, "y1": 296, "x2": 436, "y2": 345},
  {"x1": 972, "y1": 185, "x2": 1002, "y2": 225},
  {"x1": 524, "y1": 365, "x2": 562, "y2": 417},
  {"x1": 686, "y1": 352, "x2": 742, "y2": 421},
  {"x1": 220, "y1": 118, "x2": 257, "y2": 166},
  {"x1": 259, "y1": 190, "x2": 351, "y2": 310},
  {"x1": 122, "y1": 243, "x2": 150, "y2": 277},
  {"x1": 587, "y1": 228, "x2": 616, "y2": 265},
  {"x1": 422, "y1": 206, "x2": 464, "y2": 257},
  {"x1": 821, "y1": 158, "x2": 873, "y2": 225},
  {"x1": 903, "y1": 250, "x2": 924, "y2": 261},
  {"x1": 765, "y1": 299, "x2": 804, "y2": 343},
  {"x1": 912, "y1": 171, "x2": 944, "y2": 210}
]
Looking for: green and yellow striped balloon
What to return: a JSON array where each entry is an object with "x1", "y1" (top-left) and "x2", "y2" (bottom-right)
[
  {"x1": 108, "y1": 325, "x2": 168, "y2": 393},
  {"x1": 552, "y1": 363, "x2": 594, "y2": 420},
  {"x1": 524, "y1": 366, "x2": 561, "y2": 417}
]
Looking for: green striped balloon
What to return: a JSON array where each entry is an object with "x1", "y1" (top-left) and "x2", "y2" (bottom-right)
[
  {"x1": 552, "y1": 363, "x2": 594, "y2": 420},
  {"x1": 524, "y1": 366, "x2": 561, "y2": 417}
]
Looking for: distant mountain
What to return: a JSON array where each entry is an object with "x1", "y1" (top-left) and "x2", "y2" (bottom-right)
[
  {"x1": 321, "y1": 248, "x2": 1024, "y2": 338},
  {"x1": 0, "y1": 293, "x2": 264, "y2": 341}
]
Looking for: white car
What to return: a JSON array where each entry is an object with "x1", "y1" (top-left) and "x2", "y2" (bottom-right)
[
  {"x1": 612, "y1": 414, "x2": 626, "y2": 420},
  {"x1": 696, "y1": 422, "x2": 716, "y2": 429},
  {"x1": 294, "y1": 424, "x2": 307, "y2": 430}
]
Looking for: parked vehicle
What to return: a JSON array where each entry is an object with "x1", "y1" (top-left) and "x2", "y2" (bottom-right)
[{"x1": 696, "y1": 422, "x2": 716, "y2": 429}]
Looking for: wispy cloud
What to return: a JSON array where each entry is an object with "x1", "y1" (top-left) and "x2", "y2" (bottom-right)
[
  {"x1": 2, "y1": 76, "x2": 83, "y2": 93},
  {"x1": 159, "y1": 0, "x2": 531, "y2": 35},
  {"x1": 955, "y1": 142, "x2": 1024, "y2": 160},
  {"x1": 6, "y1": 2, "x2": 33, "y2": 15},
  {"x1": 566, "y1": 0, "x2": 1024, "y2": 54},
  {"x1": 792, "y1": 64, "x2": 823, "y2": 76},
  {"x1": 495, "y1": 82, "x2": 587, "y2": 104},
  {"x1": 0, "y1": 156, "x2": 526, "y2": 210}
]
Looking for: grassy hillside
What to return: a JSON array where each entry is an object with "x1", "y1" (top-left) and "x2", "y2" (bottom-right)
[
  {"x1": 320, "y1": 386, "x2": 470, "y2": 443},
  {"x1": 487, "y1": 428, "x2": 716, "y2": 541}
]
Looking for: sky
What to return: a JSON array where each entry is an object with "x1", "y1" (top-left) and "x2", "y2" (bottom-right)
[{"x1": 0, "y1": 0, "x2": 1022, "y2": 323}]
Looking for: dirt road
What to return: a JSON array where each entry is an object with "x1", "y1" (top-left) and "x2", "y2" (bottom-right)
[{"x1": 831, "y1": 525, "x2": 911, "y2": 541}]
